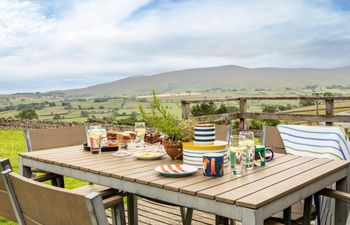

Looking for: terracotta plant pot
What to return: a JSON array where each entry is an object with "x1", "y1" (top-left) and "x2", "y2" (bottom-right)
[{"x1": 162, "y1": 139, "x2": 183, "y2": 160}]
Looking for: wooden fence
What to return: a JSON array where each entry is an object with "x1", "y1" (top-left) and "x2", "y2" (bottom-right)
[{"x1": 181, "y1": 96, "x2": 350, "y2": 130}]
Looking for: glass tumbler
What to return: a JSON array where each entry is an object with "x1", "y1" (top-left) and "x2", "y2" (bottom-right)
[
  {"x1": 239, "y1": 131, "x2": 255, "y2": 169},
  {"x1": 229, "y1": 135, "x2": 246, "y2": 176}
]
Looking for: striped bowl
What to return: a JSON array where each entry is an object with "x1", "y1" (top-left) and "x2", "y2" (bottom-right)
[
  {"x1": 194, "y1": 124, "x2": 215, "y2": 144},
  {"x1": 182, "y1": 141, "x2": 228, "y2": 168}
]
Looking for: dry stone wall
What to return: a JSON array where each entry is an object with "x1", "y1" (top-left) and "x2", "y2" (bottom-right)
[{"x1": 0, "y1": 118, "x2": 135, "y2": 131}]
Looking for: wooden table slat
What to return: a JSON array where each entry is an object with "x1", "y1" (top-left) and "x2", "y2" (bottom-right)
[
  {"x1": 196, "y1": 156, "x2": 314, "y2": 199},
  {"x1": 215, "y1": 157, "x2": 329, "y2": 203},
  {"x1": 236, "y1": 159, "x2": 349, "y2": 209},
  {"x1": 176, "y1": 154, "x2": 295, "y2": 195}
]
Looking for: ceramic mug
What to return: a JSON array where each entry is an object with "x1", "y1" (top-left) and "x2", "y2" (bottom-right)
[{"x1": 203, "y1": 153, "x2": 224, "y2": 177}]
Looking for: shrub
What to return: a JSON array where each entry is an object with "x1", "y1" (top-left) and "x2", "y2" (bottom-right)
[{"x1": 16, "y1": 109, "x2": 39, "y2": 120}]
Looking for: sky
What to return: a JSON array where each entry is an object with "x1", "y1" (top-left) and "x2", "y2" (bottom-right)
[{"x1": 1, "y1": 0, "x2": 350, "y2": 93}]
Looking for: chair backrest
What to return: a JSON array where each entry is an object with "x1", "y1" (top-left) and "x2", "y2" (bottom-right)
[
  {"x1": 215, "y1": 125, "x2": 232, "y2": 143},
  {"x1": 25, "y1": 125, "x2": 86, "y2": 151},
  {"x1": 1, "y1": 170, "x2": 108, "y2": 225},
  {"x1": 262, "y1": 126, "x2": 286, "y2": 154},
  {"x1": 0, "y1": 159, "x2": 16, "y2": 222}
]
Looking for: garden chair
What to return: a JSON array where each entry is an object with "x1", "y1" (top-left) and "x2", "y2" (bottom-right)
[
  {"x1": 1, "y1": 158, "x2": 113, "y2": 223},
  {"x1": 262, "y1": 125, "x2": 350, "y2": 225},
  {"x1": 0, "y1": 158, "x2": 17, "y2": 222},
  {"x1": 318, "y1": 188, "x2": 350, "y2": 225},
  {"x1": 1, "y1": 158, "x2": 65, "y2": 222},
  {"x1": 1, "y1": 158, "x2": 126, "y2": 225},
  {"x1": 262, "y1": 126, "x2": 317, "y2": 225},
  {"x1": 24, "y1": 125, "x2": 87, "y2": 187},
  {"x1": 216, "y1": 124, "x2": 233, "y2": 144}
]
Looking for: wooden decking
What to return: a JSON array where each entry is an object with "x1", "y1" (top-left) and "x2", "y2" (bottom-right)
[{"x1": 124, "y1": 199, "x2": 216, "y2": 225}]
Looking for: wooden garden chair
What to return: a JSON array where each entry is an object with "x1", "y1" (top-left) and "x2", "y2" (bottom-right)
[
  {"x1": 216, "y1": 124, "x2": 232, "y2": 144},
  {"x1": 262, "y1": 126, "x2": 317, "y2": 225},
  {"x1": 1, "y1": 159, "x2": 126, "y2": 225},
  {"x1": 0, "y1": 158, "x2": 17, "y2": 222},
  {"x1": 318, "y1": 188, "x2": 350, "y2": 224},
  {"x1": 0, "y1": 158, "x2": 66, "y2": 223},
  {"x1": 24, "y1": 125, "x2": 87, "y2": 187}
]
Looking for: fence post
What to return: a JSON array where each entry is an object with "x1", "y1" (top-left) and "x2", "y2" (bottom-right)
[
  {"x1": 181, "y1": 101, "x2": 191, "y2": 120},
  {"x1": 239, "y1": 98, "x2": 247, "y2": 130},
  {"x1": 325, "y1": 98, "x2": 334, "y2": 126}
]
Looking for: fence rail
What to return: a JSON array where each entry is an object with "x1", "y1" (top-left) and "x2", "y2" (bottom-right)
[{"x1": 182, "y1": 96, "x2": 350, "y2": 129}]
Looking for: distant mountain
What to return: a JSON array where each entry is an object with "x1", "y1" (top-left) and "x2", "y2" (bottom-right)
[{"x1": 61, "y1": 65, "x2": 350, "y2": 97}]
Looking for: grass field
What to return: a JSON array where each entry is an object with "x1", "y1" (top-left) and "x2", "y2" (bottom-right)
[
  {"x1": 0, "y1": 129, "x2": 86, "y2": 224},
  {"x1": 1, "y1": 89, "x2": 350, "y2": 123}
]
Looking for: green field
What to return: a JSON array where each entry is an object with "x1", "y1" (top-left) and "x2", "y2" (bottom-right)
[
  {"x1": 0, "y1": 129, "x2": 86, "y2": 224},
  {"x1": 1, "y1": 89, "x2": 350, "y2": 124}
]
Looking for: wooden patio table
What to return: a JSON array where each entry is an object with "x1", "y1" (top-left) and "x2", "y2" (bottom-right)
[{"x1": 18, "y1": 145, "x2": 350, "y2": 225}]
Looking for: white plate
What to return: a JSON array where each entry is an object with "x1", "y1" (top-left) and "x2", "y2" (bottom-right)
[
  {"x1": 155, "y1": 164, "x2": 197, "y2": 177},
  {"x1": 112, "y1": 150, "x2": 132, "y2": 157},
  {"x1": 134, "y1": 152, "x2": 164, "y2": 160}
]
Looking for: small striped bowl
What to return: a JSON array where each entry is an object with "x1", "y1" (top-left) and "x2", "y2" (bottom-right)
[{"x1": 194, "y1": 124, "x2": 215, "y2": 144}]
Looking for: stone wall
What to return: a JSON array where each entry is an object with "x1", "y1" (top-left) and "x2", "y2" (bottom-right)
[{"x1": 0, "y1": 118, "x2": 135, "y2": 131}]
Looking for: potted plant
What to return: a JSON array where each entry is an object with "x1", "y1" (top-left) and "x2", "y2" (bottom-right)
[{"x1": 139, "y1": 91, "x2": 194, "y2": 160}]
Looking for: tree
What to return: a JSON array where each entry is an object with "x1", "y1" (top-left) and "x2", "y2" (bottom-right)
[
  {"x1": 130, "y1": 111, "x2": 138, "y2": 119},
  {"x1": 262, "y1": 105, "x2": 278, "y2": 113},
  {"x1": 80, "y1": 110, "x2": 89, "y2": 117},
  {"x1": 261, "y1": 104, "x2": 280, "y2": 126},
  {"x1": 53, "y1": 114, "x2": 61, "y2": 120},
  {"x1": 16, "y1": 109, "x2": 39, "y2": 120},
  {"x1": 300, "y1": 99, "x2": 315, "y2": 107},
  {"x1": 216, "y1": 104, "x2": 228, "y2": 114},
  {"x1": 191, "y1": 103, "x2": 217, "y2": 116}
]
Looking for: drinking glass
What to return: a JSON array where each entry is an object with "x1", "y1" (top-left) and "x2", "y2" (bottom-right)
[
  {"x1": 229, "y1": 135, "x2": 246, "y2": 176},
  {"x1": 89, "y1": 133, "x2": 102, "y2": 154},
  {"x1": 135, "y1": 122, "x2": 146, "y2": 148},
  {"x1": 239, "y1": 131, "x2": 255, "y2": 169}
]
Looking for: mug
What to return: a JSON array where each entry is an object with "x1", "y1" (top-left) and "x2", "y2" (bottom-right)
[
  {"x1": 203, "y1": 153, "x2": 224, "y2": 177},
  {"x1": 265, "y1": 148, "x2": 275, "y2": 162},
  {"x1": 254, "y1": 145, "x2": 266, "y2": 167}
]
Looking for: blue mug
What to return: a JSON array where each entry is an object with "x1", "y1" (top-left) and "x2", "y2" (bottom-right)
[{"x1": 203, "y1": 153, "x2": 224, "y2": 177}]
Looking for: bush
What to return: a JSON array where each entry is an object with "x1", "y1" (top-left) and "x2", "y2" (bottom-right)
[
  {"x1": 191, "y1": 103, "x2": 217, "y2": 116},
  {"x1": 94, "y1": 97, "x2": 110, "y2": 103},
  {"x1": 81, "y1": 111, "x2": 89, "y2": 117},
  {"x1": 191, "y1": 103, "x2": 230, "y2": 116},
  {"x1": 53, "y1": 114, "x2": 62, "y2": 120},
  {"x1": 249, "y1": 119, "x2": 263, "y2": 130},
  {"x1": 300, "y1": 99, "x2": 315, "y2": 107},
  {"x1": 16, "y1": 109, "x2": 39, "y2": 120},
  {"x1": 262, "y1": 105, "x2": 278, "y2": 113},
  {"x1": 17, "y1": 103, "x2": 45, "y2": 110}
]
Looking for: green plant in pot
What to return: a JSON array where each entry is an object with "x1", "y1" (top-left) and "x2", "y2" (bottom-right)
[{"x1": 139, "y1": 91, "x2": 194, "y2": 160}]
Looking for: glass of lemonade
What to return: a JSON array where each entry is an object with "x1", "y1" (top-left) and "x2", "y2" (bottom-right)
[
  {"x1": 239, "y1": 131, "x2": 255, "y2": 169},
  {"x1": 135, "y1": 122, "x2": 146, "y2": 147},
  {"x1": 230, "y1": 135, "x2": 246, "y2": 176}
]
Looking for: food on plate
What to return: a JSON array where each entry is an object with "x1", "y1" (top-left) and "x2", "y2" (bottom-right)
[
  {"x1": 125, "y1": 131, "x2": 137, "y2": 140},
  {"x1": 145, "y1": 131, "x2": 161, "y2": 144},
  {"x1": 117, "y1": 132, "x2": 131, "y2": 142},
  {"x1": 138, "y1": 152, "x2": 162, "y2": 157}
]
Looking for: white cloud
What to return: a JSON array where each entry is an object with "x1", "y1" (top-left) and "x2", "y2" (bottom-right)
[{"x1": 0, "y1": 0, "x2": 350, "y2": 92}]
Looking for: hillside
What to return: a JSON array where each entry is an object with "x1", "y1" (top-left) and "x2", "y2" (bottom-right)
[{"x1": 61, "y1": 65, "x2": 350, "y2": 97}]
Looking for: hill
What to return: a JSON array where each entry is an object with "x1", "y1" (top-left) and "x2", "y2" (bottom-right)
[{"x1": 60, "y1": 65, "x2": 350, "y2": 97}]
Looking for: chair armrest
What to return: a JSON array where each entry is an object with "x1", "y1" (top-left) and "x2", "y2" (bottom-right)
[
  {"x1": 32, "y1": 173, "x2": 61, "y2": 182},
  {"x1": 318, "y1": 188, "x2": 350, "y2": 202},
  {"x1": 102, "y1": 195, "x2": 124, "y2": 209}
]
